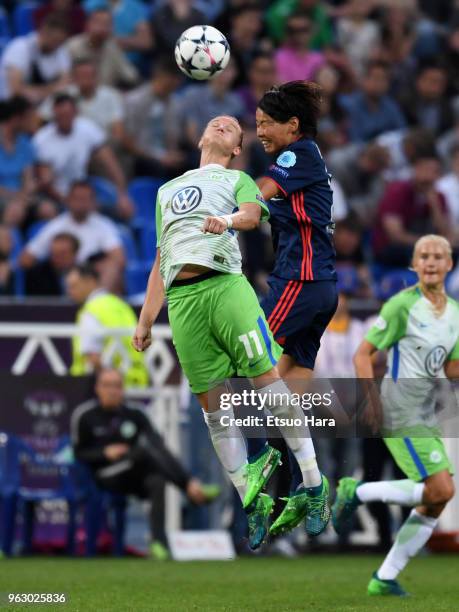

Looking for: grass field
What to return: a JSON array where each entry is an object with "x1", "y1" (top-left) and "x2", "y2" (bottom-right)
[{"x1": 0, "y1": 555, "x2": 457, "y2": 611}]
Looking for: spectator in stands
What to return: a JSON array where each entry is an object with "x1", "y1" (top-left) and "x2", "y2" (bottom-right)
[
  {"x1": 227, "y1": 3, "x2": 267, "y2": 86},
  {"x1": 0, "y1": 14, "x2": 71, "y2": 103},
  {"x1": 274, "y1": 12, "x2": 326, "y2": 83},
  {"x1": 177, "y1": 58, "x2": 243, "y2": 152},
  {"x1": 25, "y1": 232, "x2": 79, "y2": 297},
  {"x1": 333, "y1": 215, "x2": 371, "y2": 297},
  {"x1": 336, "y1": 0, "x2": 380, "y2": 78},
  {"x1": 398, "y1": 61, "x2": 454, "y2": 138},
  {"x1": 0, "y1": 97, "x2": 36, "y2": 227},
  {"x1": 315, "y1": 64, "x2": 347, "y2": 152},
  {"x1": 151, "y1": 0, "x2": 206, "y2": 54},
  {"x1": 0, "y1": 224, "x2": 14, "y2": 295},
  {"x1": 339, "y1": 60, "x2": 406, "y2": 143},
  {"x1": 71, "y1": 367, "x2": 219, "y2": 559},
  {"x1": 372, "y1": 152, "x2": 451, "y2": 267},
  {"x1": 34, "y1": 0, "x2": 86, "y2": 35},
  {"x1": 67, "y1": 8, "x2": 138, "y2": 88},
  {"x1": 266, "y1": 0, "x2": 333, "y2": 49},
  {"x1": 123, "y1": 57, "x2": 185, "y2": 178},
  {"x1": 20, "y1": 180, "x2": 124, "y2": 290},
  {"x1": 327, "y1": 142, "x2": 390, "y2": 226},
  {"x1": 66, "y1": 265, "x2": 146, "y2": 383},
  {"x1": 84, "y1": 0, "x2": 153, "y2": 73},
  {"x1": 33, "y1": 93, "x2": 133, "y2": 219},
  {"x1": 236, "y1": 52, "x2": 276, "y2": 130},
  {"x1": 436, "y1": 143, "x2": 459, "y2": 245},
  {"x1": 39, "y1": 59, "x2": 125, "y2": 146}
]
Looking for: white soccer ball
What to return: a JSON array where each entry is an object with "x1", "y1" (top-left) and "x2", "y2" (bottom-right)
[{"x1": 174, "y1": 25, "x2": 230, "y2": 81}]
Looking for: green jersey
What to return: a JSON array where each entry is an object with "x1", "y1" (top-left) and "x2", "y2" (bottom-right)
[
  {"x1": 155, "y1": 164, "x2": 268, "y2": 289},
  {"x1": 366, "y1": 286, "x2": 459, "y2": 430}
]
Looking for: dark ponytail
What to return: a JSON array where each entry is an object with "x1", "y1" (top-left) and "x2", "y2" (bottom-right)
[{"x1": 258, "y1": 80, "x2": 322, "y2": 138}]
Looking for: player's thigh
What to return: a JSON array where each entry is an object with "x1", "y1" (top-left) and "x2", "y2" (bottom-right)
[
  {"x1": 211, "y1": 274, "x2": 282, "y2": 379},
  {"x1": 167, "y1": 285, "x2": 234, "y2": 393},
  {"x1": 383, "y1": 436, "x2": 453, "y2": 482}
]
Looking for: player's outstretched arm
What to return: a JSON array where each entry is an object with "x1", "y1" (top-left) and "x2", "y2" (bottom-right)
[
  {"x1": 132, "y1": 249, "x2": 164, "y2": 352},
  {"x1": 202, "y1": 203, "x2": 262, "y2": 234},
  {"x1": 354, "y1": 340, "x2": 383, "y2": 433},
  {"x1": 445, "y1": 359, "x2": 459, "y2": 379}
]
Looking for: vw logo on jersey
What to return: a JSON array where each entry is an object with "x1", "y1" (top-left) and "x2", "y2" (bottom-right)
[
  {"x1": 276, "y1": 151, "x2": 297, "y2": 168},
  {"x1": 425, "y1": 345, "x2": 447, "y2": 376},
  {"x1": 171, "y1": 186, "x2": 202, "y2": 215}
]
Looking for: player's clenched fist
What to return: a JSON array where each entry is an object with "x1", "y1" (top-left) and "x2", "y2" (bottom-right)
[
  {"x1": 132, "y1": 324, "x2": 152, "y2": 352},
  {"x1": 202, "y1": 216, "x2": 228, "y2": 234}
]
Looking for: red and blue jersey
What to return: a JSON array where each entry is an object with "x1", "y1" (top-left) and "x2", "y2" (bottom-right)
[{"x1": 264, "y1": 137, "x2": 336, "y2": 282}]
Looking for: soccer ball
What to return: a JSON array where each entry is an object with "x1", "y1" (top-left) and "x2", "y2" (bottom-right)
[{"x1": 175, "y1": 25, "x2": 230, "y2": 81}]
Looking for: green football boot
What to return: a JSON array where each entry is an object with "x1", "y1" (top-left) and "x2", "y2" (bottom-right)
[
  {"x1": 269, "y1": 490, "x2": 309, "y2": 536},
  {"x1": 332, "y1": 477, "x2": 360, "y2": 535},
  {"x1": 150, "y1": 541, "x2": 170, "y2": 561},
  {"x1": 304, "y1": 475, "x2": 331, "y2": 536},
  {"x1": 246, "y1": 493, "x2": 274, "y2": 550},
  {"x1": 367, "y1": 572, "x2": 409, "y2": 597},
  {"x1": 243, "y1": 445, "x2": 282, "y2": 509}
]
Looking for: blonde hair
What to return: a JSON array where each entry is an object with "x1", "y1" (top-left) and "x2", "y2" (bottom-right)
[
  {"x1": 412, "y1": 234, "x2": 452, "y2": 261},
  {"x1": 412, "y1": 234, "x2": 452, "y2": 316}
]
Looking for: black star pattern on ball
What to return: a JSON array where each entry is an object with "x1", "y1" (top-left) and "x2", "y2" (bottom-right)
[{"x1": 179, "y1": 52, "x2": 197, "y2": 75}]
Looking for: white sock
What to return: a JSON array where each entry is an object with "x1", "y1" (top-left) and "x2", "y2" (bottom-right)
[
  {"x1": 203, "y1": 408, "x2": 247, "y2": 501},
  {"x1": 356, "y1": 480, "x2": 424, "y2": 506},
  {"x1": 377, "y1": 509, "x2": 437, "y2": 580},
  {"x1": 257, "y1": 380, "x2": 321, "y2": 487}
]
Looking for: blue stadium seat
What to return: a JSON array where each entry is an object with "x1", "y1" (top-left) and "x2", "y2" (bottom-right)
[
  {"x1": 376, "y1": 269, "x2": 418, "y2": 300},
  {"x1": 89, "y1": 175, "x2": 118, "y2": 208},
  {"x1": 128, "y1": 177, "x2": 164, "y2": 227},
  {"x1": 117, "y1": 224, "x2": 138, "y2": 262},
  {"x1": 13, "y1": 3, "x2": 39, "y2": 36},
  {"x1": 124, "y1": 261, "x2": 151, "y2": 296},
  {"x1": 140, "y1": 224, "x2": 156, "y2": 263}
]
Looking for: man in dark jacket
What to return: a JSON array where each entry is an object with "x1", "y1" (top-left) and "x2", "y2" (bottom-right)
[{"x1": 71, "y1": 367, "x2": 219, "y2": 558}]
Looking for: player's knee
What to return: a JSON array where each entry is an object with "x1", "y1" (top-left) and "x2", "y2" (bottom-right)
[{"x1": 425, "y1": 480, "x2": 455, "y2": 505}]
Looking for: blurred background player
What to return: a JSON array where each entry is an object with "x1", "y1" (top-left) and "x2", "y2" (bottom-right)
[
  {"x1": 334, "y1": 235, "x2": 458, "y2": 596},
  {"x1": 132, "y1": 115, "x2": 328, "y2": 549},
  {"x1": 66, "y1": 263, "x2": 148, "y2": 387},
  {"x1": 243, "y1": 81, "x2": 337, "y2": 536},
  {"x1": 71, "y1": 367, "x2": 219, "y2": 559}
]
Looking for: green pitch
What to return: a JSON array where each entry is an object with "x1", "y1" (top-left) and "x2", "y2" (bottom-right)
[{"x1": 0, "y1": 555, "x2": 457, "y2": 611}]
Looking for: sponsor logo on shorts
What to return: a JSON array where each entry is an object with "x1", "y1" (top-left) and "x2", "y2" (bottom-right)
[
  {"x1": 171, "y1": 186, "x2": 202, "y2": 215},
  {"x1": 425, "y1": 346, "x2": 447, "y2": 376},
  {"x1": 430, "y1": 450, "x2": 442, "y2": 464}
]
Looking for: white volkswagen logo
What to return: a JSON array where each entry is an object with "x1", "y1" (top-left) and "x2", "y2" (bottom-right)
[
  {"x1": 171, "y1": 186, "x2": 202, "y2": 215},
  {"x1": 425, "y1": 346, "x2": 447, "y2": 376}
]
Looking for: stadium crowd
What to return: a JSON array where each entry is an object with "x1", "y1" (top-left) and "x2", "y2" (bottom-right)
[{"x1": 0, "y1": 0, "x2": 458, "y2": 301}]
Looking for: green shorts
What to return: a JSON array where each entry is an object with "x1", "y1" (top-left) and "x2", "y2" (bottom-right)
[
  {"x1": 384, "y1": 434, "x2": 453, "y2": 482},
  {"x1": 167, "y1": 273, "x2": 282, "y2": 393}
]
